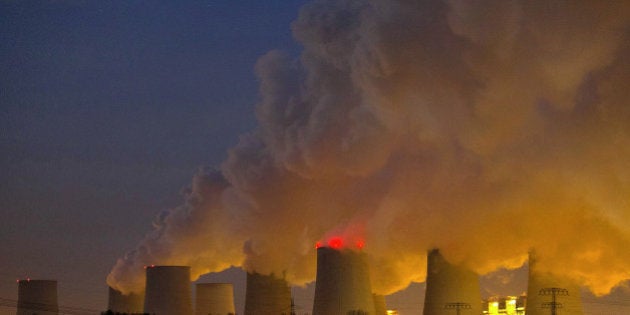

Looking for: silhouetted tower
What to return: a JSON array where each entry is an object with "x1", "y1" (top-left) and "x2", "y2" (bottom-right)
[
  {"x1": 244, "y1": 272, "x2": 292, "y2": 315},
  {"x1": 526, "y1": 251, "x2": 583, "y2": 315},
  {"x1": 539, "y1": 287, "x2": 568, "y2": 315},
  {"x1": 373, "y1": 294, "x2": 388, "y2": 315},
  {"x1": 312, "y1": 247, "x2": 376, "y2": 315},
  {"x1": 444, "y1": 302, "x2": 472, "y2": 315},
  {"x1": 195, "y1": 283, "x2": 235, "y2": 315},
  {"x1": 107, "y1": 286, "x2": 144, "y2": 314},
  {"x1": 17, "y1": 279, "x2": 58, "y2": 315},
  {"x1": 144, "y1": 265, "x2": 193, "y2": 315},
  {"x1": 423, "y1": 249, "x2": 481, "y2": 315}
]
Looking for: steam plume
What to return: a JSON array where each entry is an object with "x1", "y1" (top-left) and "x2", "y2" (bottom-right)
[{"x1": 108, "y1": 0, "x2": 630, "y2": 296}]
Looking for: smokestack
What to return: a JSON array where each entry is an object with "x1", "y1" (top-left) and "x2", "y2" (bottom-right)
[
  {"x1": 144, "y1": 265, "x2": 193, "y2": 315},
  {"x1": 312, "y1": 247, "x2": 376, "y2": 315},
  {"x1": 423, "y1": 249, "x2": 482, "y2": 315},
  {"x1": 195, "y1": 283, "x2": 235, "y2": 315},
  {"x1": 108, "y1": 286, "x2": 144, "y2": 314},
  {"x1": 373, "y1": 294, "x2": 387, "y2": 315},
  {"x1": 17, "y1": 279, "x2": 58, "y2": 315},
  {"x1": 526, "y1": 252, "x2": 584, "y2": 315},
  {"x1": 244, "y1": 272, "x2": 291, "y2": 315}
]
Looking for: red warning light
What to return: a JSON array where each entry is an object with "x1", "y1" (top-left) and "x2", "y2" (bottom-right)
[
  {"x1": 356, "y1": 240, "x2": 365, "y2": 249},
  {"x1": 328, "y1": 237, "x2": 343, "y2": 249},
  {"x1": 315, "y1": 241, "x2": 322, "y2": 249}
]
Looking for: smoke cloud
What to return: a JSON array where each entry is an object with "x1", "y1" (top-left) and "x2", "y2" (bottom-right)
[{"x1": 108, "y1": 0, "x2": 630, "y2": 296}]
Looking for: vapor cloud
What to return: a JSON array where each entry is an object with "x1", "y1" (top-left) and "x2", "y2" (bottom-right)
[{"x1": 108, "y1": 0, "x2": 630, "y2": 296}]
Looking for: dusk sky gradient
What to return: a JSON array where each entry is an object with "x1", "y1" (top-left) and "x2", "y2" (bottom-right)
[
  {"x1": 1, "y1": 0, "x2": 307, "y2": 312},
  {"x1": 2, "y1": 1, "x2": 630, "y2": 315}
]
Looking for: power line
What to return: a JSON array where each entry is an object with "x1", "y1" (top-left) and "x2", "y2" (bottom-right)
[
  {"x1": 444, "y1": 302, "x2": 472, "y2": 315},
  {"x1": 539, "y1": 287, "x2": 569, "y2": 315}
]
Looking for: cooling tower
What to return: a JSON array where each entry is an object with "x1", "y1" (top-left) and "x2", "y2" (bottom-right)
[
  {"x1": 526, "y1": 252, "x2": 583, "y2": 315},
  {"x1": 244, "y1": 272, "x2": 291, "y2": 315},
  {"x1": 373, "y1": 294, "x2": 387, "y2": 315},
  {"x1": 312, "y1": 247, "x2": 376, "y2": 315},
  {"x1": 195, "y1": 283, "x2": 235, "y2": 315},
  {"x1": 423, "y1": 249, "x2": 482, "y2": 315},
  {"x1": 17, "y1": 279, "x2": 58, "y2": 315},
  {"x1": 144, "y1": 265, "x2": 193, "y2": 315},
  {"x1": 108, "y1": 286, "x2": 144, "y2": 313}
]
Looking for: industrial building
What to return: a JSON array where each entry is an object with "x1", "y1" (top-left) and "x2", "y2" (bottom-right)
[
  {"x1": 17, "y1": 279, "x2": 59, "y2": 315},
  {"x1": 423, "y1": 249, "x2": 482, "y2": 315},
  {"x1": 107, "y1": 286, "x2": 144, "y2": 314},
  {"x1": 526, "y1": 252, "x2": 584, "y2": 315},
  {"x1": 195, "y1": 283, "x2": 236, "y2": 315},
  {"x1": 312, "y1": 246, "x2": 379, "y2": 315},
  {"x1": 144, "y1": 265, "x2": 193, "y2": 315},
  {"x1": 94, "y1": 249, "x2": 590, "y2": 315},
  {"x1": 244, "y1": 272, "x2": 292, "y2": 315},
  {"x1": 482, "y1": 296, "x2": 526, "y2": 315}
]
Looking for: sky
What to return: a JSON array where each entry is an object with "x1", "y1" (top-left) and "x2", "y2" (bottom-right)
[
  {"x1": 2, "y1": 1, "x2": 630, "y2": 315},
  {"x1": 0, "y1": 0, "x2": 307, "y2": 313}
]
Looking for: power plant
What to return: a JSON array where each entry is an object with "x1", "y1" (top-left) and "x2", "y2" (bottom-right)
[
  {"x1": 107, "y1": 286, "x2": 144, "y2": 314},
  {"x1": 244, "y1": 272, "x2": 292, "y2": 315},
  {"x1": 312, "y1": 246, "x2": 377, "y2": 315},
  {"x1": 423, "y1": 249, "x2": 482, "y2": 315},
  {"x1": 195, "y1": 283, "x2": 236, "y2": 315},
  {"x1": 144, "y1": 265, "x2": 193, "y2": 315},
  {"x1": 526, "y1": 252, "x2": 584, "y2": 315},
  {"x1": 98, "y1": 249, "x2": 592, "y2": 314},
  {"x1": 373, "y1": 294, "x2": 387, "y2": 315},
  {"x1": 17, "y1": 279, "x2": 59, "y2": 315},
  {"x1": 482, "y1": 295, "x2": 526, "y2": 315}
]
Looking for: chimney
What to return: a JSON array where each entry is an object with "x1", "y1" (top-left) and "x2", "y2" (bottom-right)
[
  {"x1": 526, "y1": 251, "x2": 584, "y2": 315},
  {"x1": 144, "y1": 265, "x2": 193, "y2": 315},
  {"x1": 423, "y1": 249, "x2": 482, "y2": 315},
  {"x1": 244, "y1": 272, "x2": 291, "y2": 315},
  {"x1": 108, "y1": 286, "x2": 144, "y2": 314},
  {"x1": 373, "y1": 294, "x2": 388, "y2": 315},
  {"x1": 195, "y1": 283, "x2": 236, "y2": 315},
  {"x1": 17, "y1": 279, "x2": 58, "y2": 315},
  {"x1": 312, "y1": 247, "x2": 376, "y2": 315}
]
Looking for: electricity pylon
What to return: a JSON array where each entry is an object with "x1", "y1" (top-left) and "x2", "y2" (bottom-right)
[
  {"x1": 539, "y1": 287, "x2": 569, "y2": 315},
  {"x1": 445, "y1": 302, "x2": 472, "y2": 315}
]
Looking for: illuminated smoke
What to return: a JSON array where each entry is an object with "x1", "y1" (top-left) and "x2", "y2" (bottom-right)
[
  {"x1": 106, "y1": 170, "x2": 245, "y2": 293},
  {"x1": 108, "y1": 0, "x2": 630, "y2": 296}
]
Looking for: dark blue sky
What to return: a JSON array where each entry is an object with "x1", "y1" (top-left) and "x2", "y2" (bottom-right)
[{"x1": 0, "y1": 0, "x2": 307, "y2": 312}]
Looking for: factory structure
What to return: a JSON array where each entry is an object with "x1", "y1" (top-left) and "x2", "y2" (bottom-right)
[
  {"x1": 108, "y1": 286, "x2": 144, "y2": 314},
  {"x1": 143, "y1": 265, "x2": 194, "y2": 315},
  {"x1": 17, "y1": 279, "x2": 58, "y2": 315},
  {"x1": 196, "y1": 283, "x2": 236, "y2": 315},
  {"x1": 482, "y1": 296, "x2": 526, "y2": 315},
  {"x1": 244, "y1": 272, "x2": 292, "y2": 315},
  {"x1": 15, "y1": 245, "x2": 585, "y2": 315},
  {"x1": 312, "y1": 246, "x2": 377, "y2": 315},
  {"x1": 423, "y1": 249, "x2": 482, "y2": 315},
  {"x1": 525, "y1": 252, "x2": 583, "y2": 315}
]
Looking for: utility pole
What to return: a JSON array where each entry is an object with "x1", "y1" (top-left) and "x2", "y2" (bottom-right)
[
  {"x1": 539, "y1": 287, "x2": 569, "y2": 315},
  {"x1": 444, "y1": 302, "x2": 472, "y2": 315}
]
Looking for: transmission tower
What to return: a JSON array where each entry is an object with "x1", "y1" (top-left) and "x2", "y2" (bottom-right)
[
  {"x1": 444, "y1": 302, "x2": 472, "y2": 315},
  {"x1": 539, "y1": 287, "x2": 569, "y2": 315}
]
